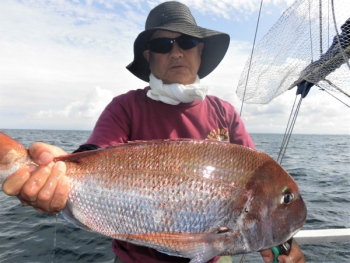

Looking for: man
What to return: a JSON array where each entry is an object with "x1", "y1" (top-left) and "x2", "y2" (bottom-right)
[{"x1": 3, "y1": 2, "x2": 305, "y2": 263}]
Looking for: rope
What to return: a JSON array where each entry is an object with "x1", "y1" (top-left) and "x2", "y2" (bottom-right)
[
  {"x1": 308, "y1": 0, "x2": 314, "y2": 63},
  {"x1": 277, "y1": 81, "x2": 349, "y2": 165},
  {"x1": 327, "y1": 0, "x2": 330, "y2": 48},
  {"x1": 323, "y1": 79, "x2": 350, "y2": 98},
  {"x1": 239, "y1": 254, "x2": 246, "y2": 263},
  {"x1": 277, "y1": 95, "x2": 298, "y2": 163},
  {"x1": 277, "y1": 94, "x2": 304, "y2": 165},
  {"x1": 317, "y1": 84, "x2": 350, "y2": 107},
  {"x1": 237, "y1": 3, "x2": 263, "y2": 259},
  {"x1": 239, "y1": 0, "x2": 264, "y2": 116},
  {"x1": 319, "y1": 0, "x2": 323, "y2": 55}
]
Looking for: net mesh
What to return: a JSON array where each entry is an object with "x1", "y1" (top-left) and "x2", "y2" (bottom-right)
[{"x1": 236, "y1": 0, "x2": 350, "y2": 104}]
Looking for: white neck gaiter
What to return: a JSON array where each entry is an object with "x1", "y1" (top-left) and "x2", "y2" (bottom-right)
[{"x1": 147, "y1": 73, "x2": 208, "y2": 105}]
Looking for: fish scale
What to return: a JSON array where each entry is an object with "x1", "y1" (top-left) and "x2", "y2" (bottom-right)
[
  {"x1": 68, "y1": 169, "x2": 241, "y2": 235},
  {"x1": 0, "y1": 132, "x2": 307, "y2": 263}
]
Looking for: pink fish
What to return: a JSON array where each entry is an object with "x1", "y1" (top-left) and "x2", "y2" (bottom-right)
[{"x1": 0, "y1": 132, "x2": 306, "y2": 263}]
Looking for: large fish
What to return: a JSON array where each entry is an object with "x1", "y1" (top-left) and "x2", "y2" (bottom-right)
[{"x1": 0, "y1": 132, "x2": 307, "y2": 263}]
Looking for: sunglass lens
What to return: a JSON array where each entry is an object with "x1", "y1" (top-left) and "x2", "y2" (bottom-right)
[
  {"x1": 147, "y1": 36, "x2": 200, "y2": 53},
  {"x1": 178, "y1": 38, "x2": 199, "y2": 50},
  {"x1": 148, "y1": 38, "x2": 173, "y2": 53}
]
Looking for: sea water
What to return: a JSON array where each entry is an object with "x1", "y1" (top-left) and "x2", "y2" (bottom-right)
[{"x1": 0, "y1": 129, "x2": 349, "y2": 263}]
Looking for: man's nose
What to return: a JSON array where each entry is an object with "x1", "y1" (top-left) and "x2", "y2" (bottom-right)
[{"x1": 169, "y1": 42, "x2": 183, "y2": 58}]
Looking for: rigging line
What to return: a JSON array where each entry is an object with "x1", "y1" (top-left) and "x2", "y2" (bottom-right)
[
  {"x1": 277, "y1": 79, "x2": 310, "y2": 164},
  {"x1": 331, "y1": 0, "x2": 350, "y2": 70},
  {"x1": 316, "y1": 84, "x2": 350, "y2": 108},
  {"x1": 239, "y1": 0, "x2": 264, "y2": 116},
  {"x1": 327, "y1": 0, "x2": 330, "y2": 48},
  {"x1": 278, "y1": 97, "x2": 303, "y2": 165},
  {"x1": 323, "y1": 78, "x2": 350, "y2": 98},
  {"x1": 277, "y1": 83, "x2": 310, "y2": 164},
  {"x1": 278, "y1": 102, "x2": 298, "y2": 164},
  {"x1": 239, "y1": 254, "x2": 246, "y2": 263},
  {"x1": 277, "y1": 95, "x2": 298, "y2": 162},
  {"x1": 319, "y1": 0, "x2": 323, "y2": 55},
  {"x1": 278, "y1": 99, "x2": 301, "y2": 164},
  {"x1": 308, "y1": 0, "x2": 314, "y2": 63}
]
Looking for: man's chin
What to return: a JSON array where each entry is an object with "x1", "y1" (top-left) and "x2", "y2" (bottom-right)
[{"x1": 163, "y1": 74, "x2": 195, "y2": 85}]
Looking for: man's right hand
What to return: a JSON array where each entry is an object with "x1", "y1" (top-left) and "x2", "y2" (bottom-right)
[{"x1": 2, "y1": 142, "x2": 70, "y2": 214}]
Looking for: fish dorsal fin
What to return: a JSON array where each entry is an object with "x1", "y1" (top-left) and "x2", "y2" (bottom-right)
[
  {"x1": 112, "y1": 231, "x2": 237, "y2": 263},
  {"x1": 53, "y1": 139, "x2": 212, "y2": 163},
  {"x1": 127, "y1": 138, "x2": 202, "y2": 143},
  {"x1": 53, "y1": 149, "x2": 104, "y2": 163}
]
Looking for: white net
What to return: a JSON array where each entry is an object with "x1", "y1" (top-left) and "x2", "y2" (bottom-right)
[{"x1": 236, "y1": 0, "x2": 350, "y2": 104}]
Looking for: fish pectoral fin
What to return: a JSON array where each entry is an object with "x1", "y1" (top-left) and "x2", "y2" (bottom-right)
[
  {"x1": 61, "y1": 204, "x2": 92, "y2": 232},
  {"x1": 159, "y1": 232, "x2": 236, "y2": 263}
]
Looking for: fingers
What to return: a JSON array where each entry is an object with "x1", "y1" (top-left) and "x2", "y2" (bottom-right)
[
  {"x1": 2, "y1": 141, "x2": 69, "y2": 214},
  {"x1": 29, "y1": 142, "x2": 67, "y2": 166},
  {"x1": 278, "y1": 239, "x2": 305, "y2": 263},
  {"x1": 19, "y1": 161, "x2": 69, "y2": 214},
  {"x1": 50, "y1": 175, "x2": 70, "y2": 213},
  {"x1": 260, "y1": 239, "x2": 305, "y2": 263},
  {"x1": 2, "y1": 165, "x2": 36, "y2": 196},
  {"x1": 260, "y1": 249, "x2": 274, "y2": 263},
  {"x1": 20, "y1": 163, "x2": 54, "y2": 205}
]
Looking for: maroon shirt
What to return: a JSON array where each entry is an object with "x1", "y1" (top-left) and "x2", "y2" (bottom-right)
[
  {"x1": 84, "y1": 87, "x2": 255, "y2": 263},
  {"x1": 86, "y1": 87, "x2": 254, "y2": 148}
]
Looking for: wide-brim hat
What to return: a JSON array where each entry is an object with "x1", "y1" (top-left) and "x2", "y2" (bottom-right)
[{"x1": 126, "y1": 1, "x2": 230, "y2": 82}]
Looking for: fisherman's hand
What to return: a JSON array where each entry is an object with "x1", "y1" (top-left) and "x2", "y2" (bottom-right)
[
  {"x1": 2, "y1": 142, "x2": 70, "y2": 214},
  {"x1": 260, "y1": 239, "x2": 305, "y2": 263}
]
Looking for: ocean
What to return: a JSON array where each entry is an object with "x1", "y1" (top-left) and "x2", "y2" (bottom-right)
[{"x1": 0, "y1": 129, "x2": 349, "y2": 263}]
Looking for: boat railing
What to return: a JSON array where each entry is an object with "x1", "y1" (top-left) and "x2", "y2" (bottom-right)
[{"x1": 294, "y1": 228, "x2": 350, "y2": 244}]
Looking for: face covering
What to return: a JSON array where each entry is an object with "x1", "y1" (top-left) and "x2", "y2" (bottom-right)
[{"x1": 147, "y1": 73, "x2": 208, "y2": 105}]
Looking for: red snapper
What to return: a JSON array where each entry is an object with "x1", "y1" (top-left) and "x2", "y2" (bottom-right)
[{"x1": 0, "y1": 132, "x2": 307, "y2": 263}]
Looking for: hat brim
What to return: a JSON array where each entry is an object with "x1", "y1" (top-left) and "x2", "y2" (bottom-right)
[{"x1": 126, "y1": 23, "x2": 230, "y2": 82}]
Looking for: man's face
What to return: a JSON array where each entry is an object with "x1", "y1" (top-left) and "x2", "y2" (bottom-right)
[{"x1": 143, "y1": 30, "x2": 204, "y2": 85}]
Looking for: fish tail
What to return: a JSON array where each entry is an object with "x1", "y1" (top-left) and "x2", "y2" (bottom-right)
[{"x1": 0, "y1": 132, "x2": 31, "y2": 184}]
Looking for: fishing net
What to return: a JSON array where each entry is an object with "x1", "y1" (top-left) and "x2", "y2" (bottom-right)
[{"x1": 236, "y1": 0, "x2": 350, "y2": 104}]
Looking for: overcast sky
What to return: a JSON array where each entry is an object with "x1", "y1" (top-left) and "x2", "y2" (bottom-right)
[{"x1": 1, "y1": 0, "x2": 349, "y2": 135}]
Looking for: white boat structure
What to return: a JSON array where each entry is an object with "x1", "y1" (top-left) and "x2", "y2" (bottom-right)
[
  {"x1": 294, "y1": 228, "x2": 350, "y2": 244},
  {"x1": 236, "y1": 0, "x2": 350, "y2": 252}
]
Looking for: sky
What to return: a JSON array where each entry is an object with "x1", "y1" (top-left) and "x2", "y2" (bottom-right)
[{"x1": 0, "y1": 0, "x2": 349, "y2": 135}]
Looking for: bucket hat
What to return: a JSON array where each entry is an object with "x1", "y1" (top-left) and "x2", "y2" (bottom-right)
[{"x1": 126, "y1": 1, "x2": 230, "y2": 82}]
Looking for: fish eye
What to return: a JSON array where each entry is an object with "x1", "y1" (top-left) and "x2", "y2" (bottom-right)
[{"x1": 281, "y1": 191, "x2": 294, "y2": 205}]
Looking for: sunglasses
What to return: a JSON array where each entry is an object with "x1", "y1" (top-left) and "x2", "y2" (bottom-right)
[{"x1": 147, "y1": 35, "x2": 200, "y2": 54}]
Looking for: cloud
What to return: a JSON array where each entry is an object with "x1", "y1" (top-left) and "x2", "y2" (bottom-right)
[
  {"x1": 25, "y1": 86, "x2": 116, "y2": 130},
  {"x1": 180, "y1": 0, "x2": 293, "y2": 20},
  {"x1": 0, "y1": 0, "x2": 349, "y2": 135},
  {"x1": 240, "y1": 88, "x2": 350, "y2": 135},
  {"x1": 35, "y1": 86, "x2": 113, "y2": 119},
  {"x1": 0, "y1": 0, "x2": 140, "y2": 58}
]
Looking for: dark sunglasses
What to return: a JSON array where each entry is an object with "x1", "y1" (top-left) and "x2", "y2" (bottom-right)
[{"x1": 147, "y1": 35, "x2": 200, "y2": 54}]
